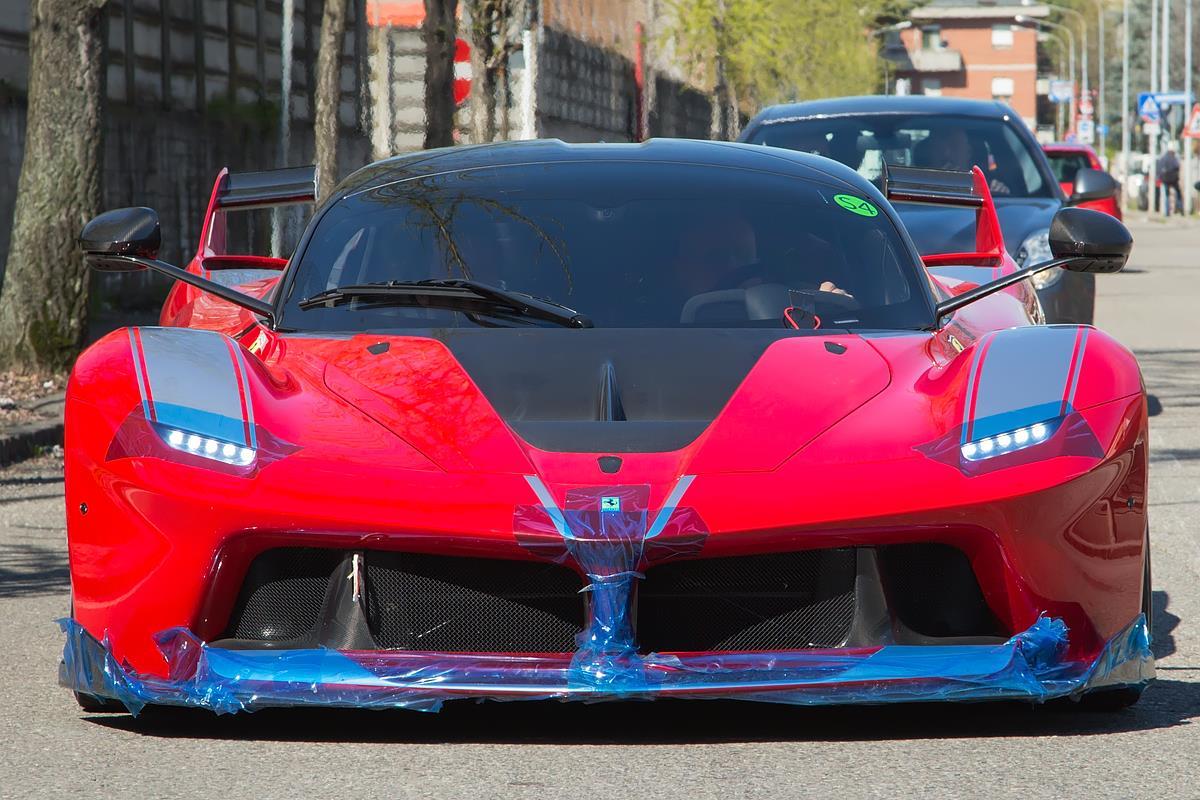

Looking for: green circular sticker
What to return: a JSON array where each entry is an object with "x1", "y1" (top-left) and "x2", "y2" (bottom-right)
[{"x1": 834, "y1": 194, "x2": 879, "y2": 217}]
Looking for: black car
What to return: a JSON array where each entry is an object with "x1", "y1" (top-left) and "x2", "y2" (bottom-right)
[{"x1": 738, "y1": 96, "x2": 1121, "y2": 324}]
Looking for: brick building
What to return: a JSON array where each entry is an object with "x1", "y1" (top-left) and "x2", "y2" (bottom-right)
[{"x1": 883, "y1": 0, "x2": 1049, "y2": 127}]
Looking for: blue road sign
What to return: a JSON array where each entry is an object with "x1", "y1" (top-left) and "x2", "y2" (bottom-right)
[
  {"x1": 1138, "y1": 93, "x2": 1161, "y2": 122},
  {"x1": 1154, "y1": 91, "x2": 1193, "y2": 108},
  {"x1": 1097, "y1": 124, "x2": 1109, "y2": 136}
]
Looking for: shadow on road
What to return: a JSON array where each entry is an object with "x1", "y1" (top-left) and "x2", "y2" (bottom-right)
[
  {"x1": 1153, "y1": 590, "x2": 1180, "y2": 659},
  {"x1": 1136, "y1": 349, "x2": 1200, "y2": 416},
  {"x1": 0, "y1": 541, "x2": 69, "y2": 598},
  {"x1": 87, "y1": 675, "x2": 1200, "y2": 745}
]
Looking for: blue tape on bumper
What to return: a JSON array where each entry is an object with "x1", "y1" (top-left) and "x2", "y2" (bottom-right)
[{"x1": 58, "y1": 615, "x2": 1154, "y2": 716}]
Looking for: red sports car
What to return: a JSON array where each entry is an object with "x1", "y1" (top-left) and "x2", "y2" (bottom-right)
[
  {"x1": 1043, "y1": 143, "x2": 1124, "y2": 220},
  {"x1": 61, "y1": 140, "x2": 1152, "y2": 716}
]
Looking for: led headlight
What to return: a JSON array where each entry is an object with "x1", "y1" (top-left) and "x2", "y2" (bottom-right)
[
  {"x1": 162, "y1": 426, "x2": 255, "y2": 466},
  {"x1": 960, "y1": 419, "x2": 1059, "y2": 461},
  {"x1": 1016, "y1": 228, "x2": 1060, "y2": 289}
]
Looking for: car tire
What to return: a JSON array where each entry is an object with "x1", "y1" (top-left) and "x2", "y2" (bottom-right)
[
  {"x1": 1074, "y1": 530, "x2": 1152, "y2": 712},
  {"x1": 73, "y1": 690, "x2": 127, "y2": 714},
  {"x1": 65, "y1": 599, "x2": 127, "y2": 713}
]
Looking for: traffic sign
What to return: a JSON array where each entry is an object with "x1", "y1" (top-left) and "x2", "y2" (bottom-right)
[
  {"x1": 1097, "y1": 123, "x2": 1109, "y2": 136},
  {"x1": 1153, "y1": 91, "x2": 1193, "y2": 108},
  {"x1": 1077, "y1": 118, "x2": 1095, "y2": 144},
  {"x1": 1048, "y1": 80, "x2": 1073, "y2": 104},
  {"x1": 1138, "y1": 93, "x2": 1161, "y2": 122},
  {"x1": 1079, "y1": 96, "x2": 1094, "y2": 116},
  {"x1": 1185, "y1": 104, "x2": 1200, "y2": 139}
]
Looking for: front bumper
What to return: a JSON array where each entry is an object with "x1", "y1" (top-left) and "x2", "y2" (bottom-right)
[{"x1": 60, "y1": 615, "x2": 1153, "y2": 715}]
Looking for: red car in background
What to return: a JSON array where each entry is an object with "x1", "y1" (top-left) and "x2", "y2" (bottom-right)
[{"x1": 1044, "y1": 143, "x2": 1123, "y2": 220}]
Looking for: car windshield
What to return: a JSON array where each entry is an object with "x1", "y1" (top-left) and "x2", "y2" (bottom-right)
[
  {"x1": 1046, "y1": 151, "x2": 1092, "y2": 184},
  {"x1": 280, "y1": 161, "x2": 933, "y2": 330},
  {"x1": 744, "y1": 113, "x2": 1055, "y2": 199}
]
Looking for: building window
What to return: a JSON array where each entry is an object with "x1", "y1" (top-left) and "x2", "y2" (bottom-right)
[
  {"x1": 924, "y1": 78, "x2": 943, "y2": 97},
  {"x1": 992, "y1": 76, "x2": 1014, "y2": 101},
  {"x1": 921, "y1": 25, "x2": 943, "y2": 50},
  {"x1": 992, "y1": 24, "x2": 1014, "y2": 49}
]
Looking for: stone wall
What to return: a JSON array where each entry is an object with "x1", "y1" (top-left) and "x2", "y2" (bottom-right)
[{"x1": 537, "y1": 28, "x2": 711, "y2": 143}]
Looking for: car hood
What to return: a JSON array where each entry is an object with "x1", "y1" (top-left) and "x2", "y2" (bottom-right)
[
  {"x1": 315, "y1": 329, "x2": 893, "y2": 475},
  {"x1": 898, "y1": 197, "x2": 1061, "y2": 256}
]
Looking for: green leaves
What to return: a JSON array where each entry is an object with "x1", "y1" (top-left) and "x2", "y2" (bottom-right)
[{"x1": 663, "y1": 0, "x2": 886, "y2": 112}]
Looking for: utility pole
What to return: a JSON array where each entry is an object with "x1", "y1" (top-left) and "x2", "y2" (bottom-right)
[
  {"x1": 1187, "y1": 0, "x2": 1194, "y2": 215},
  {"x1": 1162, "y1": 0, "x2": 1171, "y2": 214},
  {"x1": 1121, "y1": 0, "x2": 1130, "y2": 211},
  {"x1": 1098, "y1": 5, "x2": 1106, "y2": 159},
  {"x1": 1150, "y1": 0, "x2": 1158, "y2": 216}
]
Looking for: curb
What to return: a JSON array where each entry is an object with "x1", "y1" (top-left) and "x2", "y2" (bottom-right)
[
  {"x1": 0, "y1": 418, "x2": 64, "y2": 466},
  {"x1": 0, "y1": 391, "x2": 66, "y2": 467}
]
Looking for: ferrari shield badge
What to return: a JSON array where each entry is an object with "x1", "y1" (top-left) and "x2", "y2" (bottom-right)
[{"x1": 600, "y1": 496, "x2": 621, "y2": 511}]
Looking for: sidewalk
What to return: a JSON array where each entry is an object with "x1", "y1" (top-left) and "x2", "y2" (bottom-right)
[{"x1": 0, "y1": 389, "x2": 64, "y2": 466}]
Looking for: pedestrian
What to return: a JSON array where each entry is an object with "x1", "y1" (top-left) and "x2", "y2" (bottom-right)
[{"x1": 1157, "y1": 143, "x2": 1183, "y2": 215}]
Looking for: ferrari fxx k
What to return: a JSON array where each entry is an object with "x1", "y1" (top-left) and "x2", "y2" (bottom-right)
[
  {"x1": 738, "y1": 96, "x2": 1124, "y2": 326},
  {"x1": 61, "y1": 139, "x2": 1152, "y2": 715}
]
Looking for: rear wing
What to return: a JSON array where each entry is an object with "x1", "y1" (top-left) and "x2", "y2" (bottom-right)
[
  {"x1": 196, "y1": 165, "x2": 318, "y2": 260},
  {"x1": 881, "y1": 164, "x2": 1004, "y2": 268}
]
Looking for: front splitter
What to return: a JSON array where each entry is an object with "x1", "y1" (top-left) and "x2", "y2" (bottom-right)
[{"x1": 59, "y1": 616, "x2": 1153, "y2": 715}]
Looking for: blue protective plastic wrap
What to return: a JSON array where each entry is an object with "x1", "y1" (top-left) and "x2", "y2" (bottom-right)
[
  {"x1": 60, "y1": 476, "x2": 1155, "y2": 714},
  {"x1": 58, "y1": 615, "x2": 1154, "y2": 715}
]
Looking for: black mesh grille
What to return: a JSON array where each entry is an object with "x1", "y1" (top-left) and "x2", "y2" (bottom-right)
[
  {"x1": 878, "y1": 543, "x2": 1005, "y2": 638},
  {"x1": 364, "y1": 553, "x2": 586, "y2": 652},
  {"x1": 637, "y1": 549, "x2": 857, "y2": 652},
  {"x1": 223, "y1": 548, "x2": 344, "y2": 641}
]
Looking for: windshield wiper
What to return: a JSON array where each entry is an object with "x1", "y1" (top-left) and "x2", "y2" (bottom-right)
[{"x1": 297, "y1": 279, "x2": 594, "y2": 328}]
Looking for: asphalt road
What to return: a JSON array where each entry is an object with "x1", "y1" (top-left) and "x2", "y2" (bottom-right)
[{"x1": 1, "y1": 219, "x2": 1198, "y2": 799}]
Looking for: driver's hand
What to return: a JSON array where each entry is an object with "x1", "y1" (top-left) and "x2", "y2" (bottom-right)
[{"x1": 818, "y1": 281, "x2": 854, "y2": 298}]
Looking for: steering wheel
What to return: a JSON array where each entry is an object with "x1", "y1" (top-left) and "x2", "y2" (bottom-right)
[{"x1": 680, "y1": 283, "x2": 861, "y2": 324}]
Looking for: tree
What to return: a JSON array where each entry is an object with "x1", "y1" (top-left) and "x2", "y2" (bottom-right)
[
  {"x1": 461, "y1": 0, "x2": 526, "y2": 143},
  {"x1": 423, "y1": 0, "x2": 460, "y2": 148},
  {"x1": 0, "y1": 0, "x2": 108, "y2": 371},
  {"x1": 664, "y1": 0, "x2": 885, "y2": 133},
  {"x1": 315, "y1": 0, "x2": 351, "y2": 204}
]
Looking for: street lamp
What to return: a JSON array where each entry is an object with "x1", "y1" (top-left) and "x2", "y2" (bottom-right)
[
  {"x1": 1016, "y1": 15, "x2": 1077, "y2": 132},
  {"x1": 1024, "y1": 1, "x2": 1088, "y2": 114},
  {"x1": 1038, "y1": 29, "x2": 1075, "y2": 138},
  {"x1": 872, "y1": 21, "x2": 913, "y2": 95}
]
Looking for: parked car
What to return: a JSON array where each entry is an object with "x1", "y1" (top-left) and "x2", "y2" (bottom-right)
[
  {"x1": 738, "y1": 96, "x2": 1122, "y2": 325},
  {"x1": 62, "y1": 140, "x2": 1152, "y2": 715},
  {"x1": 1043, "y1": 143, "x2": 1123, "y2": 220}
]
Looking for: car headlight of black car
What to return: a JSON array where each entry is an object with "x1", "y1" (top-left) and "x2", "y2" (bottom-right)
[{"x1": 1017, "y1": 228, "x2": 1060, "y2": 288}]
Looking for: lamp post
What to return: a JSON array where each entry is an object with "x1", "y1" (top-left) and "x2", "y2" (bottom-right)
[
  {"x1": 872, "y1": 20, "x2": 913, "y2": 95},
  {"x1": 1033, "y1": 28, "x2": 1074, "y2": 138},
  {"x1": 1121, "y1": 0, "x2": 1130, "y2": 211},
  {"x1": 1026, "y1": 1, "x2": 1088, "y2": 132},
  {"x1": 1186, "y1": 0, "x2": 1193, "y2": 214},
  {"x1": 1018, "y1": 15, "x2": 1076, "y2": 133}
]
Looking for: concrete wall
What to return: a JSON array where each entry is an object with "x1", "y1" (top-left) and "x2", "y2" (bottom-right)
[
  {"x1": 0, "y1": 0, "x2": 371, "y2": 315},
  {"x1": 538, "y1": 28, "x2": 711, "y2": 142}
]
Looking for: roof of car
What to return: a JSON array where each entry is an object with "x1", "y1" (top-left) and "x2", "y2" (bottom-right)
[
  {"x1": 1042, "y1": 142, "x2": 1098, "y2": 154},
  {"x1": 330, "y1": 137, "x2": 879, "y2": 202},
  {"x1": 745, "y1": 95, "x2": 1018, "y2": 129}
]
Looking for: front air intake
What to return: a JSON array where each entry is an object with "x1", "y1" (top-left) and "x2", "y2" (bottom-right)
[{"x1": 636, "y1": 549, "x2": 858, "y2": 652}]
